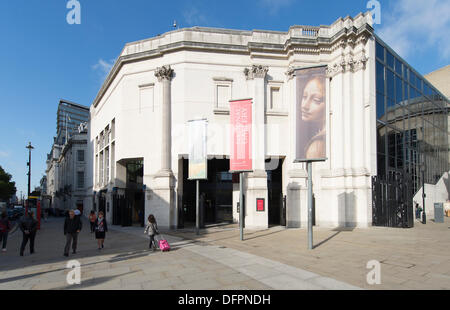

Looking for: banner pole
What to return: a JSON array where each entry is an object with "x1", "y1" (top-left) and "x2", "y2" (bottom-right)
[
  {"x1": 307, "y1": 161, "x2": 313, "y2": 250},
  {"x1": 240, "y1": 172, "x2": 244, "y2": 241},
  {"x1": 196, "y1": 179, "x2": 199, "y2": 235}
]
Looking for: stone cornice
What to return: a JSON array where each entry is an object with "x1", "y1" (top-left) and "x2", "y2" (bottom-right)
[{"x1": 92, "y1": 13, "x2": 374, "y2": 108}]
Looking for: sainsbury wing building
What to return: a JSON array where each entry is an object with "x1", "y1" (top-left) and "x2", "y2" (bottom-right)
[{"x1": 87, "y1": 12, "x2": 449, "y2": 230}]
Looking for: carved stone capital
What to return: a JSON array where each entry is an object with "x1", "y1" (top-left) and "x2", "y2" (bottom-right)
[
  {"x1": 344, "y1": 55, "x2": 355, "y2": 72},
  {"x1": 155, "y1": 65, "x2": 174, "y2": 82},
  {"x1": 354, "y1": 53, "x2": 368, "y2": 72},
  {"x1": 357, "y1": 33, "x2": 371, "y2": 47},
  {"x1": 285, "y1": 66, "x2": 295, "y2": 80},
  {"x1": 327, "y1": 52, "x2": 368, "y2": 77},
  {"x1": 244, "y1": 65, "x2": 269, "y2": 80}
]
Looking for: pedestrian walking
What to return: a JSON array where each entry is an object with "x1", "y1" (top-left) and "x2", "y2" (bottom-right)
[
  {"x1": 415, "y1": 202, "x2": 422, "y2": 220},
  {"x1": 0, "y1": 212, "x2": 11, "y2": 252},
  {"x1": 63, "y1": 210, "x2": 82, "y2": 257},
  {"x1": 89, "y1": 211, "x2": 96, "y2": 233},
  {"x1": 94, "y1": 211, "x2": 108, "y2": 250},
  {"x1": 144, "y1": 214, "x2": 159, "y2": 251},
  {"x1": 19, "y1": 211, "x2": 38, "y2": 256}
]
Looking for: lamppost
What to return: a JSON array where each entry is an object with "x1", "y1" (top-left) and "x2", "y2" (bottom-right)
[
  {"x1": 26, "y1": 142, "x2": 34, "y2": 202},
  {"x1": 421, "y1": 157, "x2": 426, "y2": 224}
]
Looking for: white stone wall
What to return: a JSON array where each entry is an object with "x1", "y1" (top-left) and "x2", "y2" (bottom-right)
[{"x1": 90, "y1": 13, "x2": 377, "y2": 229}]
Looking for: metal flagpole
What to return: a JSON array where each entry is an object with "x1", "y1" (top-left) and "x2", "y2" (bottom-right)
[
  {"x1": 196, "y1": 179, "x2": 200, "y2": 235},
  {"x1": 307, "y1": 161, "x2": 313, "y2": 250},
  {"x1": 239, "y1": 172, "x2": 244, "y2": 241}
]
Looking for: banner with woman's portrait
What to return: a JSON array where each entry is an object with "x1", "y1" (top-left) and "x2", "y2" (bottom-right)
[{"x1": 295, "y1": 66, "x2": 327, "y2": 162}]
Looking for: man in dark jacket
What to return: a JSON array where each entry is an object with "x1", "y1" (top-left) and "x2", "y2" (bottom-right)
[
  {"x1": 64, "y1": 210, "x2": 82, "y2": 256},
  {"x1": 20, "y1": 211, "x2": 38, "y2": 256}
]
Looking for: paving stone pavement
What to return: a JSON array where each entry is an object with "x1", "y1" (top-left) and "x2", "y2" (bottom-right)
[
  {"x1": 2, "y1": 216, "x2": 449, "y2": 290},
  {"x1": 168, "y1": 217, "x2": 450, "y2": 290},
  {"x1": 0, "y1": 217, "x2": 359, "y2": 290}
]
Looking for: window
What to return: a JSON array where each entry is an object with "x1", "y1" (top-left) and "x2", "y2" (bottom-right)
[
  {"x1": 111, "y1": 142, "x2": 115, "y2": 180},
  {"x1": 386, "y1": 69, "x2": 394, "y2": 101},
  {"x1": 95, "y1": 154, "x2": 98, "y2": 186},
  {"x1": 99, "y1": 151, "x2": 103, "y2": 186},
  {"x1": 386, "y1": 50, "x2": 394, "y2": 69},
  {"x1": 376, "y1": 94, "x2": 386, "y2": 120},
  {"x1": 395, "y1": 76, "x2": 403, "y2": 104},
  {"x1": 395, "y1": 58, "x2": 403, "y2": 76},
  {"x1": 111, "y1": 119, "x2": 115, "y2": 141},
  {"x1": 77, "y1": 150, "x2": 84, "y2": 162},
  {"x1": 376, "y1": 41, "x2": 384, "y2": 62},
  {"x1": 105, "y1": 126, "x2": 110, "y2": 145},
  {"x1": 376, "y1": 61, "x2": 385, "y2": 95},
  {"x1": 77, "y1": 171, "x2": 84, "y2": 189},
  {"x1": 105, "y1": 147, "x2": 109, "y2": 184}
]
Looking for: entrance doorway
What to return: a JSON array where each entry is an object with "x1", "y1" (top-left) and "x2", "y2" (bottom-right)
[
  {"x1": 267, "y1": 158, "x2": 285, "y2": 226},
  {"x1": 126, "y1": 161, "x2": 145, "y2": 227},
  {"x1": 112, "y1": 159, "x2": 145, "y2": 227},
  {"x1": 181, "y1": 158, "x2": 233, "y2": 227}
]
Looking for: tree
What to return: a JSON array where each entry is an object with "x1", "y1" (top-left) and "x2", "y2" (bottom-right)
[{"x1": 0, "y1": 165, "x2": 16, "y2": 201}]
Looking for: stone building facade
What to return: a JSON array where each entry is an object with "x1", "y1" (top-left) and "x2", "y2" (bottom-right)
[{"x1": 89, "y1": 12, "x2": 448, "y2": 229}]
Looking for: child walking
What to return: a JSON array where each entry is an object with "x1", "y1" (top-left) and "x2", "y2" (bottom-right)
[{"x1": 144, "y1": 214, "x2": 159, "y2": 251}]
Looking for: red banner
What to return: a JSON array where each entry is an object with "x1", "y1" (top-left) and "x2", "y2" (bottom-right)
[{"x1": 230, "y1": 99, "x2": 252, "y2": 172}]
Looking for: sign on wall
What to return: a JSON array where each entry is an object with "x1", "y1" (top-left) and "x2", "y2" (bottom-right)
[
  {"x1": 295, "y1": 66, "x2": 327, "y2": 162},
  {"x1": 229, "y1": 99, "x2": 253, "y2": 172},
  {"x1": 256, "y1": 198, "x2": 265, "y2": 212},
  {"x1": 188, "y1": 119, "x2": 208, "y2": 180}
]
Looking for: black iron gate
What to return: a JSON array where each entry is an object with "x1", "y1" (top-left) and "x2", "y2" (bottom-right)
[
  {"x1": 112, "y1": 189, "x2": 143, "y2": 227},
  {"x1": 372, "y1": 171, "x2": 414, "y2": 228}
]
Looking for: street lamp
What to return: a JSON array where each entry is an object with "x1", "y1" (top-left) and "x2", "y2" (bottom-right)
[{"x1": 26, "y1": 142, "x2": 34, "y2": 200}]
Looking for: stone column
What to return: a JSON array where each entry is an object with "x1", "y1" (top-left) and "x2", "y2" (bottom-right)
[
  {"x1": 243, "y1": 65, "x2": 269, "y2": 229},
  {"x1": 155, "y1": 65, "x2": 174, "y2": 174},
  {"x1": 150, "y1": 65, "x2": 176, "y2": 229}
]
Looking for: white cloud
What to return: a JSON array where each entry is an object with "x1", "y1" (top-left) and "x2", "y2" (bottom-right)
[
  {"x1": 92, "y1": 58, "x2": 115, "y2": 83},
  {"x1": 183, "y1": 7, "x2": 208, "y2": 26},
  {"x1": 0, "y1": 151, "x2": 9, "y2": 158},
  {"x1": 259, "y1": 0, "x2": 294, "y2": 15},
  {"x1": 377, "y1": 0, "x2": 450, "y2": 60}
]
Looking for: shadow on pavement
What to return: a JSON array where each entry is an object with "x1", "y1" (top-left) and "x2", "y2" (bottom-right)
[
  {"x1": 0, "y1": 267, "x2": 67, "y2": 284},
  {"x1": 313, "y1": 231, "x2": 341, "y2": 249},
  {"x1": 51, "y1": 271, "x2": 140, "y2": 290}
]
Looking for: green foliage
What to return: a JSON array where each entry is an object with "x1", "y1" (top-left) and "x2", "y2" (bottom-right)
[{"x1": 0, "y1": 165, "x2": 17, "y2": 201}]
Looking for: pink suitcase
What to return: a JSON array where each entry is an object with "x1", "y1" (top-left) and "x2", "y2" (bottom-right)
[{"x1": 159, "y1": 239, "x2": 170, "y2": 252}]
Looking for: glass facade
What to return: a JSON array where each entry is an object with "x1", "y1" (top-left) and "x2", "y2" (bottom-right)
[{"x1": 375, "y1": 38, "x2": 449, "y2": 194}]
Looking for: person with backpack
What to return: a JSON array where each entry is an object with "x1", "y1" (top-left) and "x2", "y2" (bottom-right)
[
  {"x1": 144, "y1": 214, "x2": 159, "y2": 251},
  {"x1": 63, "y1": 210, "x2": 82, "y2": 256},
  {"x1": 88, "y1": 210, "x2": 96, "y2": 233},
  {"x1": 19, "y1": 211, "x2": 38, "y2": 256},
  {"x1": 94, "y1": 211, "x2": 108, "y2": 250},
  {"x1": 0, "y1": 212, "x2": 11, "y2": 252}
]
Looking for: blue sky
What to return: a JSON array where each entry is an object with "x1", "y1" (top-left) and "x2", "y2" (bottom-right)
[{"x1": 0, "y1": 0, "x2": 449, "y2": 198}]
